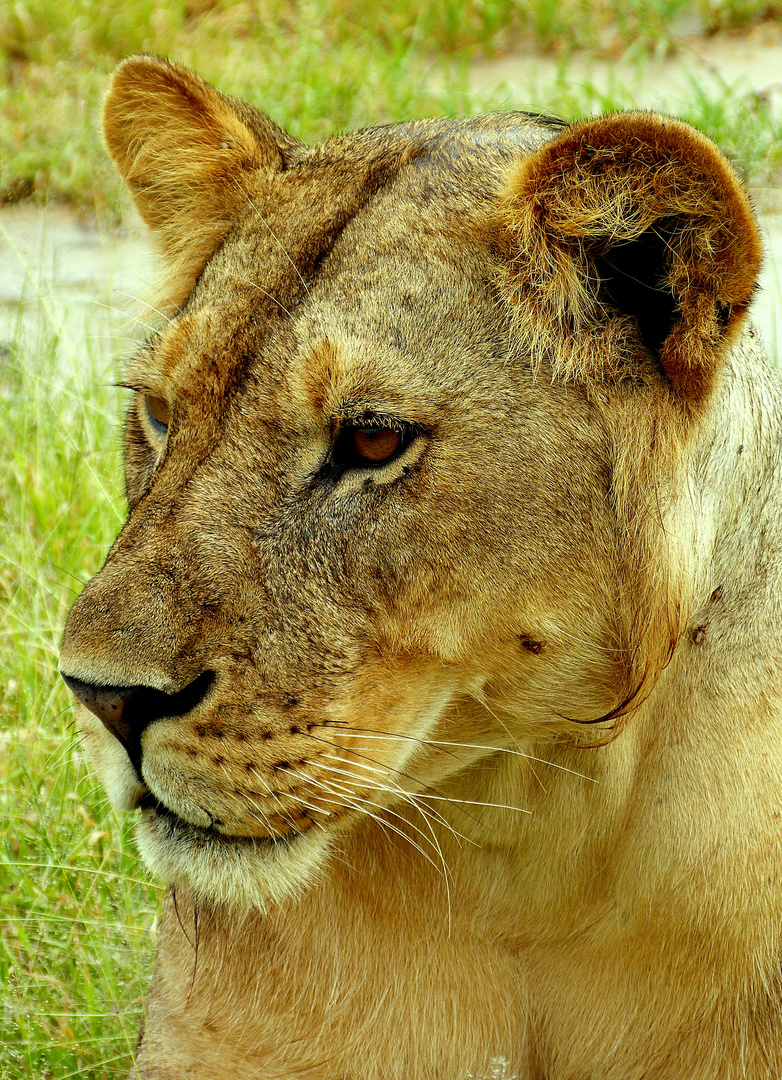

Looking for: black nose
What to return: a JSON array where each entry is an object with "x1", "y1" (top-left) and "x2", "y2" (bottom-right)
[{"x1": 61, "y1": 671, "x2": 215, "y2": 771}]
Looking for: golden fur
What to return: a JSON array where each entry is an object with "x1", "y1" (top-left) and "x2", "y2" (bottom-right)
[{"x1": 59, "y1": 56, "x2": 782, "y2": 1079}]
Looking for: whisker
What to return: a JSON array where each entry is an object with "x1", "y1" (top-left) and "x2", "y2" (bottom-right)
[
  {"x1": 340, "y1": 729, "x2": 597, "y2": 783},
  {"x1": 304, "y1": 761, "x2": 470, "y2": 898},
  {"x1": 113, "y1": 291, "x2": 174, "y2": 326},
  {"x1": 290, "y1": 769, "x2": 447, "y2": 879},
  {"x1": 316, "y1": 752, "x2": 467, "y2": 839},
  {"x1": 24, "y1": 293, "x2": 166, "y2": 336},
  {"x1": 279, "y1": 791, "x2": 335, "y2": 820},
  {"x1": 335, "y1": 727, "x2": 465, "y2": 762},
  {"x1": 244, "y1": 195, "x2": 310, "y2": 295},
  {"x1": 303, "y1": 729, "x2": 490, "y2": 823},
  {"x1": 289, "y1": 767, "x2": 449, "y2": 873},
  {"x1": 218, "y1": 763, "x2": 283, "y2": 835},
  {"x1": 49, "y1": 563, "x2": 89, "y2": 589},
  {"x1": 417, "y1": 794, "x2": 531, "y2": 815},
  {"x1": 244, "y1": 765, "x2": 302, "y2": 834},
  {"x1": 287, "y1": 773, "x2": 447, "y2": 860},
  {"x1": 209, "y1": 265, "x2": 295, "y2": 319}
]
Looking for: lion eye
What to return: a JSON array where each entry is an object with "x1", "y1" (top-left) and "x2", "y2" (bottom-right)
[
  {"x1": 145, "y1": 395, "x2": 170, "y2": 432},
  {"x1": 350, "y1": 427, "x2": 402, "y2": 465}
]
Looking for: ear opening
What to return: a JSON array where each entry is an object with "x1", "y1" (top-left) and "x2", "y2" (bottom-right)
[
  {"x1": 496, "y1": 112, "x2": 763, "y2": 413},
  {"x1": 592, "y1": 226, "x2": 679, "y2": 364}
]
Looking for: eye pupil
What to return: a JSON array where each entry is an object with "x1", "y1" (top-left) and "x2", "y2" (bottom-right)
[
  {"x1": 352, "y1": 427, "x2": 401, "y2": 464},
  {"x1": 145, "y1": 394, "x2": 170, "y2": 430}
]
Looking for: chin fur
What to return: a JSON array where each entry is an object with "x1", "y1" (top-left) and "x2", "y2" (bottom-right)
[{"x1": 135, "y1": 806, "x2": 331, "y2": 910}]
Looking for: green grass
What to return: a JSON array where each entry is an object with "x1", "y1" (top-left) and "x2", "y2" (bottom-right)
[
  {"x1": 1, "y1": 2, "x2": 781, "y2": 1077},
  {"x1": 0, "y1": 305, "x2": 159, "y2": 1078}
]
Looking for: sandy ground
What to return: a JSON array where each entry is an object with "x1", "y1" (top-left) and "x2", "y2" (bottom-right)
[{"x1": 0, "y1": 208, "x2": 154, "y2": 383}]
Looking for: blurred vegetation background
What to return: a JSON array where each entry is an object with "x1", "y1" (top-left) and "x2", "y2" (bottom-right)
[{"x1": 1, "y1": 2, "x2": 781, "y2": 1078}]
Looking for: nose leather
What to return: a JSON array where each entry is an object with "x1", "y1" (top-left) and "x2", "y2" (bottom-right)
[
  {"x1": 61, "y1": 670, "x2": 215, "y2": 773},
  {"x1": 62, "y1": 676, "x2": 137, "y2": 744}
]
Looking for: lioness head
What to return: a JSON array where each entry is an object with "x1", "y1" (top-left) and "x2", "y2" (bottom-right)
[{"x1": 59, "y1": 57, "x2": 761, "y2": 910}]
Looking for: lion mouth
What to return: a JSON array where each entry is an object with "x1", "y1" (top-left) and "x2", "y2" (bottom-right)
[{"x1": 138, "y1": 793, "x2": 297, "y2": 848}]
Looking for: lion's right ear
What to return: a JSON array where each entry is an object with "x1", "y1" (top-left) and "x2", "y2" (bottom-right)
[
  {"x1": 104, "y1": 56, "x2": 301, "y2": 310},
  {"x1": 495, "y1": 113, "x2": 762, "y2": 415}
]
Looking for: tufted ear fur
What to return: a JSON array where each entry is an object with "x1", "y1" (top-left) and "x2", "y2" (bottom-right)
[
  {"x1": 103, "y1": 56, "x2": 301, "y2": 311},
  {"x1": 496, "y1": 113, "x2": 762, "y2": 412}
]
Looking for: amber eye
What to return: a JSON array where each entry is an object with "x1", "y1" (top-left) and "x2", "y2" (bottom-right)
[
  {"x1": 351, "y1": 427, "x2": 402, "y2": 464},
  {"x1": 145, "y1": 394, "x2": 170, "y2": 432}
]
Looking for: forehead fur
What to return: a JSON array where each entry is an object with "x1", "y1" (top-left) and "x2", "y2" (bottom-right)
[{"x1": 140, "y1": 128, "x2": 546, "y2": 424}]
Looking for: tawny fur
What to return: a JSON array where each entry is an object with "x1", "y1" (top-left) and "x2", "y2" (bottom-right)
[{"x1": 60, "y1": 56, "x2": 782, "y2": 1079}]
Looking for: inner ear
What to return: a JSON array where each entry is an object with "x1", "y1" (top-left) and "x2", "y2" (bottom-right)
[
  {"x1": 594, "y1": 227, "x2": 679, "y2": 364},
  {"x1": 496, "y1": 112, "x2": 763, "y2": 412}
]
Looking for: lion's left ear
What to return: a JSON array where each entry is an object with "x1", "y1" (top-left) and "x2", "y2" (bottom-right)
[{"x1": 496, "y1": 113, "x2": 762, "y2": 410}]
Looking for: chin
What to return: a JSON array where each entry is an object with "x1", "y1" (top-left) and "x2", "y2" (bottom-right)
[{"x1": 135, "y1": 803, "x2": 332, "y2": 911}]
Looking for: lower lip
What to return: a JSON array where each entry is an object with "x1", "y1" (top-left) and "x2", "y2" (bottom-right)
[{"x1": 139, "y1": 793, "x2": 295, "y2": 847}]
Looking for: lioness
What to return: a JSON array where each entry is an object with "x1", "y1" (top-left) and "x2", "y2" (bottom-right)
[{"x1": 59, "y1": 55, "x2": 782, "y2": 1079}]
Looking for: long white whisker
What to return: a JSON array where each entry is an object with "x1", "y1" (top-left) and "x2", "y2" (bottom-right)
[
  {"x1": 306, "y1": 733, "x2": 492, "y2": 835},
  {"x1": 113, "y1": 291, "x2": 175, "y2": 325},
  {"x1": 290, "y1": 770, "x2": 446, "y2": 878},
  {"x1": 306, "y1": 729, "x2": 492, "y2": 825},
  {"x1": 341, "y1": 730, "x2": 597, "y2": 783},
  {"x1": 19, "y1": 293, "x2": 164, "y2": 337},
  {"x1": 317, "y1": 751, "x2": 466, "y2": 837},
  {"x1": 289, "y1": 767, "x2": 449, "y2": 876},
  {"x1": 244, "y1": 195, "x2": 310, "y2": 294},
  {"x1": 217, "y1": 763, "x2": 279, "y2": 834},
  {"x1": 318, "y1": 757, "x2": 529, "y2": 818},
  {"x1": 277, "y1": 790, "x2": 336, "y2": 822},
  {"x1": 417, "y1": 794, "x2": 531, "y2": 814},
  {"x1": 304, "y1": 762, "x2": 471, "y2": 903},
  {"x1": 244, "y1": 765, "x2": 303, "y2": 833}
]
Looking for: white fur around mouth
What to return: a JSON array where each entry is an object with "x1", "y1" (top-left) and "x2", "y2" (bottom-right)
[{"x1": 135, "y1": 795, "x2": 332, "y2": 910}]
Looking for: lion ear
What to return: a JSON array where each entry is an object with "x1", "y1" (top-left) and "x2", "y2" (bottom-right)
[
  {"x1": 103, "y1": 56, "x2": 300, "y2": 310},
  {"x1": 496, "y1": 113, "x2": 762, "y2": 411}
]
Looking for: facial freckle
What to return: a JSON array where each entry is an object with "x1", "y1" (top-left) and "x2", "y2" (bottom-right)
[
  {"x1": 520, "y1": 635, "x2": 544, "y2": 655},
  {"x1": 212, "y1": 756, "x2": 225, "y2": 767}
]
